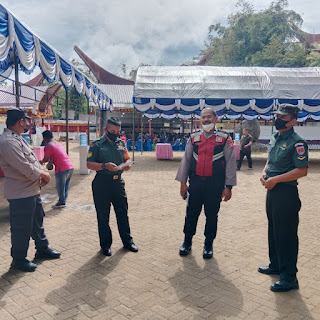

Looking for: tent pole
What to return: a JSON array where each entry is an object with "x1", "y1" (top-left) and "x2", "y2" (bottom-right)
[
  {"x1": 132, "y1": 108, "x2": 135, "y2": 161},
  {"x1": 141, "y1": 114, "x2": 143, "y2": 155},
  {"x1": 87, "y1": 99, "x2": 90, "y2": 145},
  {"x1": 65, "y1": 90, "x2": 69, "y2": 155},
  {"x1": 191, "y1": 116, "x2": 194, "y2": 133},
  {"x1": 14, "y1": 51, "x2": 20, "y2": 109}
]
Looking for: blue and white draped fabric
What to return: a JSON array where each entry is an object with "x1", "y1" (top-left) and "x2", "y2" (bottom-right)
[
  {"x1": 310, "y1": 111, "x2": 320, "y2": 121},
  {"x1": 0, "y1": 4, "x2": 111, "y2": 111}
]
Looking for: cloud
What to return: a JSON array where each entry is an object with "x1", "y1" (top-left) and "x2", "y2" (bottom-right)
[{"x1": 2, "y1": 0, "x2": 320, "y2": 81}]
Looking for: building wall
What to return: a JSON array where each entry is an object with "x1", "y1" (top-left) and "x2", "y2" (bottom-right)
[{"x1": 259, "y1": 124, "x2": 320, "y2": 140}]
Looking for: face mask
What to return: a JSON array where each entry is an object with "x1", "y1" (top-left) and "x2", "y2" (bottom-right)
[
  {"x1": 107, "y1": 131, "x2": 119, "y2": 142},
  {"x1": 202, "y1": 123, "x2": 214, "y2": 132},
  {"x1": 21, "y1": 120, "x2": 30, "y2": 133},
  {"x1": 275, "y1": 118, "x2": 289, "y2": 130}
]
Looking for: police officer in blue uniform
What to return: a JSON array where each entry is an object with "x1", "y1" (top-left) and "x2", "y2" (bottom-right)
[
  {"x1": 259, "y1": 104, "x2": 308, "y2": 292},
  {"x1": 87, "y1": 117, "x2": 138, "y2": 256}
]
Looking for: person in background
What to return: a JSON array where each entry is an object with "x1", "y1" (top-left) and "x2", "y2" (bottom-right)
[
  {"x1": 258, "y1": 104, "x2": 308, "y2": 292},
  {"x1": 0, "y1": 109, "x2": 61, "y2": 272},
  {"x1": 87, "y1": 117, "x2": 138, "y2": 257},
  {"x1": 237, "y1": 128, "x2": 253, "y2": 170},
  {"x1": 176, "y1": 108, "x2": 237, "y2": 259},
  {"x1": 120, "y1": 131, "x2": 127, "y2": 145},
  {"x1": 40, "y1": 130, "x2": 74, "y2": 209}
]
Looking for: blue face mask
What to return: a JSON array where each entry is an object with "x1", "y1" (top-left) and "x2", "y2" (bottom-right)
[{"x1": 275, "y1": 118, "x2": 289, "y2": 130}]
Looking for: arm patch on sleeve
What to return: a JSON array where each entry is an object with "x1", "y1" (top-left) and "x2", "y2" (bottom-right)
[
  {"x1": 227, "y1": 136, "x2": 234, "y2": 149},
  {"x1": 296, "y1": 145, "x2": 305, "y2": 156}
]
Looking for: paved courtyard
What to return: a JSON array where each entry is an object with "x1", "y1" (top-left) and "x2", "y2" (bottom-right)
[{"x1": 0, "y1": 142, "x2": 320, "y2": 319}]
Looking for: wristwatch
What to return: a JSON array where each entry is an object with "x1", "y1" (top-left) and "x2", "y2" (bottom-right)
[
  {"x1": 226, "y1": 185, "x2": 233, "y2": 190},
  {"x1": 101, "y1": 162, "x2": 106, "y2": 170}
]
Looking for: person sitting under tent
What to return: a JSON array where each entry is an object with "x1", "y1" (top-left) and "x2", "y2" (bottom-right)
[{"x1": 172, "y1": 138, "x2": 180, "y2": 151}]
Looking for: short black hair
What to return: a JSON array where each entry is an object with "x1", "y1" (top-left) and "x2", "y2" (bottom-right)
[
  {"x1": 201, "y1": 108, "x2": 217, "y2": 117},
  {"x1": 42, "y1": 130, "x2": 53, "y2": 139},
  {"x1": 107, "y1": 117, "x2": 121, "y2": 126}
]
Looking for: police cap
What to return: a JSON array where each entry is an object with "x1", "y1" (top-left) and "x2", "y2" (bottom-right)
[{"x1": 6, "y1": 108, "x2": 31, "y2": 126}]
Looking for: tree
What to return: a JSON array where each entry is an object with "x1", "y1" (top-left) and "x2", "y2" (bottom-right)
[
  {"x1": 306, "y1": 50, "x2": 320, "y2": 67},
  {"x1": 198, "y1": 0, "x2": 308, "y2": 67}
]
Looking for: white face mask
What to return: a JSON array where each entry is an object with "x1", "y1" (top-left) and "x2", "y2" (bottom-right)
[{"x1": 202, "y1": 123, "x2": 214, "y2": 132}]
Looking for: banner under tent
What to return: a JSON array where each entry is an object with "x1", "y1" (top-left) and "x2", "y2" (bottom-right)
[{"x1": 133, "y1": 66, "x2": 320, "y2": 122}]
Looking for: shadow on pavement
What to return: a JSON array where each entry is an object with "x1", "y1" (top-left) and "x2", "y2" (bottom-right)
[
  {"x1": 169, "y1": 254, "x2": 243, "y2": 319},
  {"x1": 274, "y1": 289, "x2": 315, "y2": 319},
  {"x1": 45, "y1": 249, "x2": 126, "y2": 318}
]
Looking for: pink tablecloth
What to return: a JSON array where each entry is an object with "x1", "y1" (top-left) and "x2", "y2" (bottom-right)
[
  {"x1": 156, "y1": 143, "x2": 173, "y2": 160},
  {"x1": 33, "y1": 146, "x2": 45, "y2": 161},
  {"x1": 234, "y1": 144, "x2": 240, "y2": 161}
]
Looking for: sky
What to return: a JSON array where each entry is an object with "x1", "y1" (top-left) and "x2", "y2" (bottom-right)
[{"x1": 2, "y1": 0, "x2": 320, "y2": 81}]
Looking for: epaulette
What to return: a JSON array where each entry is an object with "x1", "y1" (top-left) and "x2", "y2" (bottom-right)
[
  {"x1": 216, "y1": 130, "x2": 229, "y2": 139},
  {"x1": 191, "y1": 130, "x2": 202, "y2": 138}
]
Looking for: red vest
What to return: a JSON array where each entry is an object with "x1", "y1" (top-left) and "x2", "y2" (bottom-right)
[{"x1": 189, "y1": 130, "x2": 228, "y2": 178}]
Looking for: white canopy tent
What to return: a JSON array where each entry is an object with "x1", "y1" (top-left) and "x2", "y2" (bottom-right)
[{"x1": 133, "y1": 66, "x2": 320, "y2": 122}]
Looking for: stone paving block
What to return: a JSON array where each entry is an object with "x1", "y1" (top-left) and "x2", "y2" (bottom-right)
[
  {"x1": 0, "y1": 151, "x2": 320, "y2": 319},
  {"x1": 0, "y1": 309, "x2": 16, "y2": 320},
  {"x1": 34, "y1": 312, "x2": 56, "y2": 320}
]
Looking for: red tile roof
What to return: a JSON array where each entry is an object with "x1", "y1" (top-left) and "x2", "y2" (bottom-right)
[{"x1": 24, "y1": 73, "x2": 44, "y2": 86}]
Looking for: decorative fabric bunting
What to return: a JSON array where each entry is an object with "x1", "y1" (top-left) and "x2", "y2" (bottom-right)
[{"x1": 0, "y1": 4, "x2": 111, "y2": 111}]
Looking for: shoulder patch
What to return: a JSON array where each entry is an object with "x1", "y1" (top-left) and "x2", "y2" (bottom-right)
[
  {"x1": 87, "y1": 151, "x2": 93, "y2": 158},
  {"x1": 227, "y1": 136, "x2": 234, "y2": 149},
  {"x1": 296, "y1": 145, "x2": 305, "y2": 156},
  {"x1": 294, "y1": 142, "x2": 304, "y2": 147}
]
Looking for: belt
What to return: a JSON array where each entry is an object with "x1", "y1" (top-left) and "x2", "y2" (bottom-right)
[
  {"x1": 198, "y1": 176, "x2": 211, "y2": 181},
  {"x1": 97, "y1": 173, "x2": 121, "y2": 180}
]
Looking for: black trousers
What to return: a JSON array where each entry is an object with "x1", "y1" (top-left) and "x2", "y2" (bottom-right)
[
  {"x1": 237, "y1": 149, "x2": 252, "y2": 169},
  {"x1": 266, "y1": 183, "x2": 301, "y2": 281},
  {"x1": 183, "y1": 175, "x2": 224, "y2": 243},
  {"x1": 8, "y1": 195, "x2": 49, "y2": 260},
  {"x1": 92, "y1": 174, "x2": 132, "y2": 248}
]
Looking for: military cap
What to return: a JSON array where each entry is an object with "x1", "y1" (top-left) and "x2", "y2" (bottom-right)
[{"x1": 274, "y1": 104, "x2": 300, "y2": 118}]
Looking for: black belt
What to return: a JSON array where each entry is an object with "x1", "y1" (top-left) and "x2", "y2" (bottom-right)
[
  {"x1": 198, "y1": 176, "x2": 211, "y2": 181},
  {"x1": 97, "y1": 174, "x2": 121, "y2": 180},
  {"x1": 190, "y1": 175, "x2": 212, "y2": 181}
]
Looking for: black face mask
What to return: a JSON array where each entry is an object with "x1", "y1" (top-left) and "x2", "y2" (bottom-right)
[
  {"x1": 107, "y1": 131, "x2": 119, "y2": 142},
  {"x1": 275, "y1": 118, "x2": 289, "y2": 130}
]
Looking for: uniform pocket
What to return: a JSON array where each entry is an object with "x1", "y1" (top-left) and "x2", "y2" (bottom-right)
[{"x1": 22, "y1": 146, "x2": 37, "y2": 163}]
